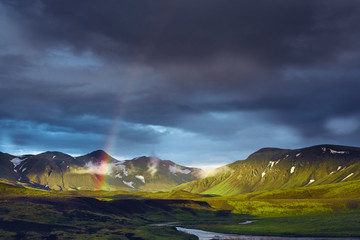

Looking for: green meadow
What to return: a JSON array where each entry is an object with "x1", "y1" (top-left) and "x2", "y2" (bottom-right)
[
  {"x1": 194, "y1": 211, "x2": 360, "y2": 238},
  {"x1": 1, "y1": 179, "x2": 360, "y2": 239}
]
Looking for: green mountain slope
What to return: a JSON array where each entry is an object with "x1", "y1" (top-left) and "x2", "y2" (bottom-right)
[
  {"x1": 230, "y1": 179, "x2": 360, "y2": 200},
  {"x1": 177, "y1": 144, "x2": 360, "y2": 195}
]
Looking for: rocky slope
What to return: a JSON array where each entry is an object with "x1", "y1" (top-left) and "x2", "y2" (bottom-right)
[
  {"x1": 176, "y1": 144, "x2": 360, "y2": 195},
  {"x1": 0, "y1": 150, "x2": 203, "y2": 191}
]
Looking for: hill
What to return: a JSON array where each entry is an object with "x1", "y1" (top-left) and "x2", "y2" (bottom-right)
[
  {"x1": 0, "y1": 150, "x2": 203, "y2": 191},
  {"x1": 176, "y1": 144, "x2": 360, "y2": 195}
]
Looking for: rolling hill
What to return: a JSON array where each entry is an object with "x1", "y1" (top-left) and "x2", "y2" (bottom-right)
[{"x1": 176, "y1": 144, "x2": 360, "y2": 195}]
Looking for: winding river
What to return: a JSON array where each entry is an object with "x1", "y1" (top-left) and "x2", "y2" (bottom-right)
[
  {"x1": 175, "y1": 226, "x2": 354, "y2": 240},
  {"x1": 151, "y1": 222, "x2": 359, "y2": 240}
]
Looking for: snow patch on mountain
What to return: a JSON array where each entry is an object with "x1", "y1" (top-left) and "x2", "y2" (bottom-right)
[
  {"x1": 169, "y1": 165, "x2": 191, "y2": 174},
  {"x1": 267, "y1": 159, "x2": 281, "y2": 170},
  {"x1": 115, "y1": 173, "x2": 122, "y2": 178},
  {"x1": 307, "y1": 179, "x2": 315, "y2": 185},
  {"x1": 330, "y1": 149, "x2": 349, "y2": 154},
  {"x1": 123, "y1": 181, "x2": 134, "y2": 188},
  {"x1": 342, "y1": 173, "x2": 354, "y2": 181},
  {"x1": 290, "y1": 166, "x2": 295, "y2": 174},
  {"x1": 268, "y1": 161, "x2": 276, "y2": 170},
  {"x1": 117, "y1": 165, "x2": 128, "y2": 176},
  {"x1": 337, "y1": 166, "x2": 342, "y2": 171},
  {"x1": 136, "y1": 175, "x2": 145, "y2": 183},
  {"x1": 296, "y1": 153, "x2": 301, "y2": 157},
  {"x1": 261, "y1": 171, "x2": 266, "y2": 178},
  {"x1": 10, "y1": 157, "x2": 27, "y2": 169}
]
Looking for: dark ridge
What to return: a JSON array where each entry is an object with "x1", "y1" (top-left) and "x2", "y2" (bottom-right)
[
  {"x1": 129, "y1": 156, "x2": 151, "y2": 162},
  {"x1": 19, "y1": 154, "x2": 34, "y2": 158},
  {"x1": 253, "y1": 145, "x2": 360, "y2": 156},
  {"x1": 75, "y1": 150, "x2": 115, "y2": 166},
  {"x1": 0, "y1": 152, "x2": 16, "y2": 160},
  {"x1": 253, "y1": 147, "x2": 286, "y2": 154},
  {"x1": 85, "y1": 150, "x2": 109, "y2": 158},
  {"x1": 132, "y1": 156, "x2": 147, "y2": 160},
  {"x1": 161, "y1": 159, "x2": 177, "y2": 165},
  {"x1": 130, "y1": 156, "x2": 175, "y2": 165},
  {"x1": 37, "y1": 151, "x2": 75, "y2": 159},
  {"x1": 0, "y1": 152, "x2": 15, "y2": 159},
  {"x1": 302, "y1": 144, "x2": 360, "y2": 151}
]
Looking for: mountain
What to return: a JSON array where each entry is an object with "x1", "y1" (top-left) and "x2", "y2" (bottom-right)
[
  {"x1": 176, "y1": 144, "x2": 360, "y2": 195},
  {"x1": 0, "y1": 150, "x2": 203, "y2": 191},
  {"x1": 0, "y1": 152, "x2": 18, "y2": 182},
  {"x1": 3, "y1": 144, "x2": 360, "y2": 194}
]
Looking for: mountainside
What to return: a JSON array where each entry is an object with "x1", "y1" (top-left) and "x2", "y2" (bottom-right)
[
  {"x1": 176, "y1": 144, "x2": 360, "y2": 195},
  {"x1": 0, "y1": 150, "x2": 203, "y2": 191}
]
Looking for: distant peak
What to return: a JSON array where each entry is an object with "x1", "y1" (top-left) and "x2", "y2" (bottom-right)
[
  {"x1": 82, "y1": 150, "x2": 114, "y2": 162},
  {"x1": 310, "y1": 144, "x2": 353, "y2": 149},
  {"x1": 89, "y1": 149, "x2": 109, "y2": 156},
  {"x1": 131, "y1": 156, "x2": 163, "y2": 162},
  {"x1": 43, "y1": 151, "x2": 63, "y2": 155},
  {"x1": 132, "y1": 156, "x2": 147, "y2": 160},
  {"x1": 254, "y1": 147, "x2": 284, "y2": 153},
  {"x1": 41, "y1": 151, "x2": 71, "y2": 156}
]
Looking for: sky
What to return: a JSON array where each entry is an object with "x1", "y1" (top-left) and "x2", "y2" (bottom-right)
[{"x1": 1, "y1": 0, "x2": 360, "y2": 168}]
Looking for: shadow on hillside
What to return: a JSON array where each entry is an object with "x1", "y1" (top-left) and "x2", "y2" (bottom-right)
[{"x1": 0, "y1": 196, "x2": 251, "y2": 239}]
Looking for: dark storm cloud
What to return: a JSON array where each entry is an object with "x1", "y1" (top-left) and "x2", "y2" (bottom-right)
[
  {"x1": 0, "y1": 54, "x2": 33, "y2": 74},
  {"x1": 3, "y1": 0, "x2": 360, "y2": 65},
  {"x1": 1, "y1": 0, "x2": 360, "y2": 163}
]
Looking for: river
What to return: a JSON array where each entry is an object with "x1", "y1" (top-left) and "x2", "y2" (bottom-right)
[
  {"x1": 150, "y1": 221, "x2": 359, "y2": 240},
  {"x1": 175, "y1": 227, "x2": 358, "y2": 240}
]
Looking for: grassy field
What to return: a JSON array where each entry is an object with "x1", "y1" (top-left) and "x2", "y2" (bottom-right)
[
  {"x1": 0, "y1": 182, "x2": 250, "y2": 239},
  {"x1": 0, "y1": 195, "x2": 202, "y2": 239},
  {"x1": 1, "y1": 180, "x2": 360, "y2": 239},
  {"x1": 193, "y1": 211, "x2": 360, "y2": 237}
]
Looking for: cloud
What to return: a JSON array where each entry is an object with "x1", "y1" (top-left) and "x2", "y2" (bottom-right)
[
  {"x1": 147, "y1": 156, "x2": 160, "y2": 177},
  {"x1": 326, "y1": 117, "x2": 360, "y2": 135},
  {"x1": 199, "y1": 165, "x2": 235, "y2": 178},
  {"x1": 1, "y1": 1, "x2": 360, "y2": 166},
  {"x1": 73, "y1": 161, "x2": 112, "y2": 175},
  {"x1": 2, "y1": 1, "x2": 360, "y2": 66}
]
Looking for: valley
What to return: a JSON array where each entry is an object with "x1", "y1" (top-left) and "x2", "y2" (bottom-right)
[
  {"x1": 2, "y1": 1, "x2": 359, "y2": 239},
  {"x1": 1, "y1": 144, "x2": 360, "y2": 239}
]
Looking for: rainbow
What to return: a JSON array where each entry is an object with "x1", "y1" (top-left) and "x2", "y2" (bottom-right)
[
  {"x1": 95, "y1": 1, "x2": 180, "y2": 190},
  {"x1": 95, "y1": 151, "x2": 112, "y2": 190}
]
